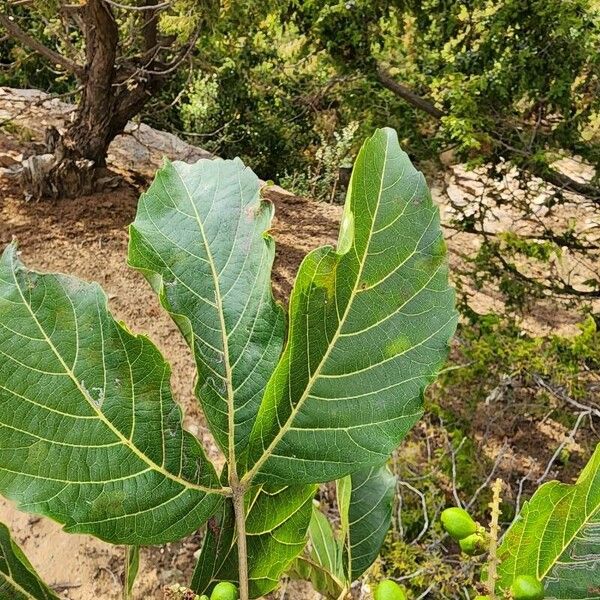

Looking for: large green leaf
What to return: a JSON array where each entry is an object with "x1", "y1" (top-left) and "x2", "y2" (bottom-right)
[
  {"x1": 0, "y1": 245, "x2": 222, "y2": 544},
  {"x1": 192, "y1": 484, "x2": 315, "y2": 598},
  {"x1": 0, "y1": 522, "x2": 59, "y2": 599},
  {"x1": 246, "y1": 127, "x2": 457, "y2": 484},
  {"x1": 344, "y1": 464, "x2": 396, "y2": 580},
  {"x1": 497, "y1": 443, "x2": 600, "y2": 598},
  {"x1": 129, "y1": 158, "x2": 285, "y2": 461}
]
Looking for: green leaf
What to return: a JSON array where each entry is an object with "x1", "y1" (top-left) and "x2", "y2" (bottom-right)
[
  {"x1": 247, "y1": 127, "x2": 457, "y2": 484},
  {"x1": 192, "y1": 484, "x2": 315, "y2": 598},
  {"x1": 0, "y1": 522, "x2": 59, "y2": 599},
  {"x1": 497, "y1": 443, "x2": 600, "y2": 598},
  {"x1": 307, "y1": 506, "x2": 345, "y2": 584},
  {"x1": 125, "y1": 546, "x2": 140, "y2": 599},
  {"x1": 129, "y1": 158, "x2": 285, "y2": 462},
  {"x1": 296, "y1": 465, "x2": 396, "y2": 599},
  {"x1": 290, "y1": 504, "x2": 346, "y2": 600},
  {"x1": 0, "y1": 245, "x2": 222, "y2": 545},
  {"x1": 346, "y1": 464, "x2": 396, "y2": 580}
]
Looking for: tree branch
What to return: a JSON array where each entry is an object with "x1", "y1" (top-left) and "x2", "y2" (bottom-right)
[
  {"x1": 140, "y1": 0, "x2": 159, "y2": 54},
  {"x1": 527, "y1": 163, "x2": 600, "y2": 201},
  {"x1": 0, "y1": 13, "x2": 83, "y2": 77},
  {"x1": 376, "y1": 66, "x2": 444, "y2": 119}
]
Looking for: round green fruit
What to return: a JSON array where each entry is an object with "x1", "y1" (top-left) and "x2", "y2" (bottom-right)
[
  {"x1": 440, "y1": 507, "x2": 477, "y2": 540},
  {"x1": 510, "y1": 575, "x2": 544, "y2": 600},
  {"x1": 199, "y1": 596, "x2": 209, "y2": 600},
  {"x1": 473, "y1": 596, "x2": 490, "y2": 600},
  {"x1": 374, "y1": 580, "x2": 407, "y2": 600},
  {"x1": 210, "y1": 582, "x2": 239, "y2": 600},
  {"x1": 459, "y1": 532, "x2": 486, "y2": 555}
]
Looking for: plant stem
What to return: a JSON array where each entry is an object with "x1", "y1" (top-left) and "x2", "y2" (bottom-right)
[
  {"x1": 123, "y1": 545, "x2": 139, "y2": 600},
  {"x1": 232, "y1": 484, "x2": 250, "y2": 600},
  {"x1": 486, "y1": 478, "x2": 503, "y2": 599}
]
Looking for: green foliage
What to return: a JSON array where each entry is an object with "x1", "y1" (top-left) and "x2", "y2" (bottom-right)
[
  {"x1": 0, "y1": 6, "x2": 76, "y2": 92},
  {"x1": 445, "y1": 315, "x2": 600, "y2": 406},
  {"x1": 497, "y1": 444, "x2": 600, "y2": 598},
  {"x1": 0, "y1": 523, "x2": 59, "y2": 599},
  {"x1": 280, "y1": 121, "x2": 359, "y2": 202},
  {"x1": 0, "y1": 244, "x2": 222, "y2": 545},
  {"x1": 432, "y1": 447, "x2": 600, "y2": 599},
  {"x1": 380, "y1": 537, "x2": 479, "y2": 599},
  {"x1": 192, "y1": 485, "x2": 316, "y2": 597},
  {"x1": 0, "y1": 129, "x2": 455, "y2": 598},
  {"x1": 291, "y1": 464, "x2": 396, "y2": 598}
]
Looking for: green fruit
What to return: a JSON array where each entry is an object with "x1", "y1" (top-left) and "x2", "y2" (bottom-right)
[
  {"x1": 441, "y1": 507, "x2": 477, "y2": 540},
  {"x1": 210, "y1": 582, "x2": 239, "y2": 600},
  {"x1": 459, "y1": 532, "x2": 486, "y2": 555},
  {"x1": 473, "y1": 596, "x2": 490, "y2": 600},
  {"x1": 510, "y1": 575, "x2": 544, "y2": 600},
  {"x1": 374, "y1": 580, "x2": 407, "y2": 600},
  {"x1": 199, "y1": 596, "x2": 209, "y2": 600}
]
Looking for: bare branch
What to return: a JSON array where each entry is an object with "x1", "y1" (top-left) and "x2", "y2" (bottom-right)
[
  {"x1": 137, "y1": 23, "x2": 201, "y2": 76},
  {"x1": 532, "y1": 374, "x2": 600, "y2": 418},
  {"x1": 0, "y1": 13, "x2": 84, "y2": 76},
  {"x1": 535, "y1": 410, "x2": 589, "y2": 485},
  {"x1": 466, "y1": 442, "x2": 508, "y2": 510},
  {"x1": 397, "y1": 480, "x2": 430, "y2": 544}
]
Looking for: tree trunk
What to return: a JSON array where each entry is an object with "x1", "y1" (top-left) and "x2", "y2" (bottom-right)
[
  {"x1": 21, "y1": 0, "x2": 163, "y2": 199},
  {"x1": 21, "y1": 0, "x2": 118, "y2": 199}
]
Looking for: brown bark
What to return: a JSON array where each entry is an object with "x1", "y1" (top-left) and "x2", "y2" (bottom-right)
[
  {"x1": 7, "y1": 0, "x2": 170, "y2": 198},
  {"x1": 58, "y1": 0, "x2": 119, "y2": 168}
]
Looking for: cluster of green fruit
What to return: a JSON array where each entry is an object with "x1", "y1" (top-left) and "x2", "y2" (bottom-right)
[
  {"x1": 441, "y1": 507, "x2": 544, "y2": 600},
  {"x1": 441, "y1": 507, "x2": 487, "y2": 556}
]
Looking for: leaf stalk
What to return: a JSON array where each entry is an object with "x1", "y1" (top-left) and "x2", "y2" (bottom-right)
[{"x1": 232, "y1": 482, "x2": 250, "y2": 600}]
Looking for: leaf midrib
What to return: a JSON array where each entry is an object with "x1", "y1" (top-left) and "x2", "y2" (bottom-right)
[
  {"x1": 244, "y1": 133, "x2": 392, "y2": 482},
  {"x1": 174, "y1": 166, "x2": 239, "y2": 471},
  {"x1": 1, "y1": 552, "x2": 50, "y2": 600},
  {"x1": 7, "y1": 251, "x2": 225, "y2": 497}
]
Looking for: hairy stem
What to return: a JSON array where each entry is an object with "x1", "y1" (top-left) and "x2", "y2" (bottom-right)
[
  {"x1": 232, "y1": 485, "x2": 250, "y2": 600},
  {"x1": 486, "y1": 478, "x2": 503, "y2": 599}
]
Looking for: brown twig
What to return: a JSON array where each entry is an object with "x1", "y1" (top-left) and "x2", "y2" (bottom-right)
[{"x1": 0, "y1": 14, "x2": 83, "y2": 76}]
